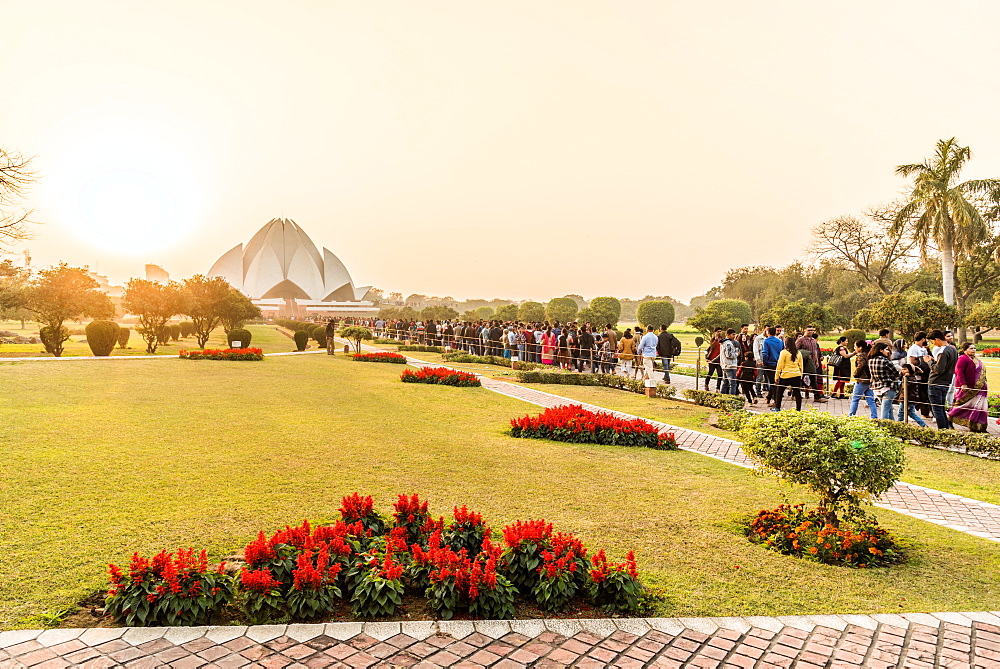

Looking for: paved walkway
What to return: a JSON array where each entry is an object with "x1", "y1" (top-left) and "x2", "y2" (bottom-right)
[{"x1": 5, "y1": 612, "x2": 1000, "y2": 668}]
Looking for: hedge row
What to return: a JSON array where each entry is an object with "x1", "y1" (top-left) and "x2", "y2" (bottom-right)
[
  {"x1": 513, "y1": 370, "x2": 677, "y2": 400},
  {"x1": 397, "y1": 345, "x2": 445, "y2": 353},
  {"x1": 681, "y1": 389, "x2": 747, "y2": 412},
  {"x1": 442, "y1": 353, "x2": 546, "y2": 371}
]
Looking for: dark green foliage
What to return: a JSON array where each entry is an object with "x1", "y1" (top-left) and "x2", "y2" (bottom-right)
[
  {"x1": 468, "y1": 576, "x2": 517, "y2": 619},
  {"x1": 842, "y1": 329, "x2": 867, "y2": 346},
  {"x1": 226, "y1": 328, "x2": 252, "y2": 348},
  {"x1": 179, "y1": 321, "x2": 195, "y2": 338},
  {"x1": 85, "y1": 320, "x2": 120, "y2": 356},
  {"x1": 311, "y1": 325, "x2": 327, "y2": 348},
  {"x1": 514, "y1": 370, "x2": 677, "y2": 400},
  {"x1": 636, "y1": 300, "x2": 675, "y2": 329},
  {"x1": 350, "y1": 572, "x2": 404, "y2": 618},
  {"x1": 157, "y1": 326, "x2": 171, "y2": 345},
  {"x1": 682, "y1": 388, "x2": 747, "y2": 412},
  {"x1": 396, "y1": 345, "x2": 444, "y2": 353},
  {"x1": 293, "y1": 330, "x2": 309, "y2": 351},
  {"x1": 39, "y1": 325, "x2": 69, "y2": 355},
  {"x1": 116, "y1": 327, "x2": 131, "y2": 349},
  {"x1": 169, "y1": 324, "x2": 181, "y2": 341}
]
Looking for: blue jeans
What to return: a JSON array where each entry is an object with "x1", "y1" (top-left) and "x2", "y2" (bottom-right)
[
  {"x1": 879, "y1": 388, "x2": 897, "y2": 421},
  {"x1": 660, "y1": 357, "x2": 672, "y2": 382},
  {"x1": 849, "y1": 381, "x2": 877, "y2": 418},
  {"x1": 927, "y1": 385, "x2": 951, "y2": 429},
  {"x1": 896, "y1": 401, "x2": 928, "y2": 427},
  {"x1": 720, "y1": 368, "x2": 739, "y2": 395}
]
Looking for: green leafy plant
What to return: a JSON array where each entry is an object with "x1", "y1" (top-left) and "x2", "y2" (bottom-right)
[
  {"x1": 340, "y1": 326, "x2": 373, "y2": 353},
  {"x1": 587, "y1": 550, "x2": 642, "y2": 611},
  {"x1": 293, "y1": 330, "x2": 309, "y2": 351},
  {"x1": 85, "y1": 320, "x2": 119, "y2": 356},
  {"x1": 310, "y1": 325, "x2": 327, "y2": 348},
  {"x1": 740, "y1": 411, "x2": 905, "y2": 526},
  {"x1": 443, "y1": 506, "x2": 490, "y2": 556},
  {"x1": 116, "y1": 327, "x2": 131, "y2": 349},
  {"x1": 682, "y1": 388, "x2": 746, "y2": 412},
  {"x1": 226, "y1": 328, "x2": 253, "y2": 348}
]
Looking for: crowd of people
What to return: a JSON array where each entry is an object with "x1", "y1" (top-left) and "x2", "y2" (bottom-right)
[{"x1": 702, "y1": 325, "x2": 995, "y2": 434}]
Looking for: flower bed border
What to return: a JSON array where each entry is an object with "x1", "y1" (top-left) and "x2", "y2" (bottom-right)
[
  {"x1": 510, "y1": 404, "x2": 677, "y2": 450},
  {"x1": 352, "y1": 352, "x2": 408, "y2": 364},
  {"x1": 401, "y1": 366, "x2": 482, "y2": 387},
  {"x1": 179, "y1": 348, "x2": 264, "y2": 361}
]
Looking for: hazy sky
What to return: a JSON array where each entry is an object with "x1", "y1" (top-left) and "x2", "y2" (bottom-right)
[{"x1": 4, "y1": 1, "x2": 1000, "y2": 302}]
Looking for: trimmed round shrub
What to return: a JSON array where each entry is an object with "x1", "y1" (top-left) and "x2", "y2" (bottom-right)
[
  {"x1": 169, "y1": 324, "x2": 182, "y2": 341},
  {"x1": 293, "y1": 330, "x2": 309, "y2": 351},
  {"x1": 227, "y1": 328, "x2": 252, "y2": 348},
  {"x1": 157, "y1": 326, "x2": 171, "y2": 345},
  {"x1": 85, "y1": 320, "x2": 120, "y2": 356},
  {"x1": 179, "y1": 321, "x2": 195, "y2": 338},
  {"x1": 117, "y1": 327, "x2": 131, "y2": 349},
  {"x1": 311, "y1": 325, "x2": 327, "y2": 348},
  {"x1": 841, "y1": 328, "x2": 867, "y2": 347}
]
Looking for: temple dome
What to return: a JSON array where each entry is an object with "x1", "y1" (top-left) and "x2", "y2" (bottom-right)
[{"x1": 208, "y1": 218, "x2": 370, "y2": 301}]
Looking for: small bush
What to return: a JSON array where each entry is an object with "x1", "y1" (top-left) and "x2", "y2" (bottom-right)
[
  {"x1": 740, "y1": 411, "x2": 905, "y2": 525},
  {"x1": 157, "y1": 326, "x2": 171, "y2": 345},
  {"x1": 117, "y1": 327, "x2": 131, "y2": 349},
  {"x1": 749, "y1": 504, "x2": 902, "y2": 567},
  {"x1": 311, "y1": 325, "x2": 327, "y2": 348},
  {"x1": 401, "y1": 367, "x2": 482, "y2": 387},
  {"x1": 85, "y1": 320, "x2": 119, "y2": 356},
  {"x1": 715, "y1": 410, "x2": 752, "y2": 432},
  {"x1": 180, "y1": 348, "x2": 264, "y2": 361},
  {"x1": 510, "y1": 404, "x2": 677, "y2": 449},
  {"x1": 443, "y1": 506, "x2": 491, "y2": 556},
  {"x1": 179, "y1": 321, "x2": 195, "y2": 338},
  {"x1": 169, "y1": 324, "x2": 182, "y2": 341},
  {"x1": 682, "y1": 388, "x2": 746, "y2": 412},
  {"x1": 397, "y1": 344, "x2": 444, "y2": 353},
  {"x1": 442, "y1": 352, "x2": 546, "y2": 370},
  {"x1": 227, "y1": 328, "x2": 253, "y2": 348},
  {"x1": 514, "y1": 370, "x2": 677, "y2": 399},
  {"x1": 588, "y1": 550, "x2": 642, "y2": 611},
  {"x1": 293, "y1": 330, "x2": 309, "y2": 351},
  {"x1": 841, "y1": 329, "x2": 867, "y2": 347},
  {"x1": 874, "y1": 419, "x2": 1000, "y2": 459},
  {"x1": 352, "y1": 352, "x2": 407, "y2": 363}
]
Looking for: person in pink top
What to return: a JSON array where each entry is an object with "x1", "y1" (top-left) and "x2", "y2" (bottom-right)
[
  {"x1": 540, "y1": 327, "x2": 556, "y2": 365},
  {"x1": 948, "y1": 342, "x2": 989, "y2": 433}
]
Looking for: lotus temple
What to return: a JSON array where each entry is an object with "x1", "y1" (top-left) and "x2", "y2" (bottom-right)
[{"x1": 208, "y1": 218, "x2": 377, "y2": 319}]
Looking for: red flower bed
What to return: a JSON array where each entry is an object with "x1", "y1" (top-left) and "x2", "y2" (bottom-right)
[
  {"x1": 179, "y1": 347, "x2": 264, "y2": 361},
  {"x1": 983, "y1": 347, "x2": 1000, "y2": 358},
  {"x1": 509, "y1": 404, "x2": 677, "y2": 450},
  {"x1": 401, "y1": 366, "x2": 481, "y2": 387},
  {"x1": 353, "y1": 352, "x2": 407, "y2": 363}
]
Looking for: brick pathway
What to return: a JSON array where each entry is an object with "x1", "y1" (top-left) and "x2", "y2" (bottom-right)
[{"x1": 6, "y1": 613, "x2": 1000, "y2": 668}]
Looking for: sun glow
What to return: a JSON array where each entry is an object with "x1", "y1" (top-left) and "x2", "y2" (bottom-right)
[{"x1": 44, "y1": 111, "x2": 202, "y2": 256}]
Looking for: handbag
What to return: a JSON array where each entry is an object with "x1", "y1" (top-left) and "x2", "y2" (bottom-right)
[{"x1": 827, "y1": 352, "x2": 843, "y2": 367}]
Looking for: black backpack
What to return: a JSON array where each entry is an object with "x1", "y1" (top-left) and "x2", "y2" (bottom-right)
[{"x1": 670, "y1": 335, "x2": 682, "y2": 358}]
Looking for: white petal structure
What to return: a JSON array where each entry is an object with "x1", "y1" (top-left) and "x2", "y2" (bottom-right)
[{"x1": 208, "y1": 218, "x2": 370, "y2": 301}]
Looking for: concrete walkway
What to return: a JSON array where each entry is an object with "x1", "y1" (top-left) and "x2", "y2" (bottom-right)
[{"x1": 5, "y1": 612, "x2": 1000, "y2": 668}]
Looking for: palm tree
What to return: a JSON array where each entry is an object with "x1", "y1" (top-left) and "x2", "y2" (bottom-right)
[{"x1": 892, "y1": 137, "x2": 1000, "y2": 306}]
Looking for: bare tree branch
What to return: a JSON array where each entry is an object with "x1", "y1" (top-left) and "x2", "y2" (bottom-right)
[{"x1": 0, "y1": 148, "x2": 37, "y2": 251}]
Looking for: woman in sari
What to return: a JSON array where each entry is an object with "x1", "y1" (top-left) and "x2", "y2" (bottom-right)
[
  {"x1": 948, "y1": 342, "x2": 989, "y2": 433},
  {"x1": 540, "y1": 327, "x2": 556, "y2": 365}
]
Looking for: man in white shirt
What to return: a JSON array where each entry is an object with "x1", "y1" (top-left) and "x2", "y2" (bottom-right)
[
  {"x1": 639, "y1": 325, "x2": 660, "y2": 382},
  {"x1": 907, "y1": 331, "x2": 929, "y2": 366}
]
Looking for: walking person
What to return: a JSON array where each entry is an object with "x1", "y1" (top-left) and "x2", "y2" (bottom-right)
[
  {"x1": 869, "y1": 341, "x2": 901, "y2": 421},
  {"x1": 720, "y1": 329, "x2": 741, "y2": 396},
  {"x1": 948, "y1": 342, "x2": 990, "y2": 432},
  {"x1": 737, "y1": 351, "x2": 759, "y2": 404},
  {"x1": 773, "y1": 337, "x2": 804, "y2": 412},
  {"x1": 829, "y1": 336, "x2": 854, "y2": 399},
  {"x1": 639, "y1": 325, "x2": 660, "y2": 382},
  {"x1": 656, "y1": 324, "x2": 681, "y2": 384},
  {"x1": 927, "y1": 329, "x2": 958, "y2": 429},
  {"x1": 795, "y1": 326, "x2": 828, "y2": 402},
  {"x1": 848, "y1": 340, "x2": 879, "y2": 418},
  {"x1": 761, "y1": 327, "x2": 784, "y2": 405},
  {"x1": 753, "y1": 325, "x2": 769, "y2": 398},
  {"x1": 579, "y1": 325, "x2": 596, "y2": 373},
  {"x1": 540, "y1": 327, "x2": 556, "y2": 365},
  {"x1": 704, "y1": 329, "x2": 724, "y2": 392},
  {"x1": 618, "y1": 329, "x2": 636, "y2": 376},
  {"x1": 897, "y1": 364, "x2": 929, "y2": 426}
]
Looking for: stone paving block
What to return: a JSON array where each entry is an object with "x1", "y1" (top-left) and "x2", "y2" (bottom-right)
[
  {"x1": 677, "y1": 617, "x2": 719, "y2": 635},
  {"x1": 743, "y1": 616, "x2": 785, "y2": 633},
  {"x1": 285, "y1": 625, "x2": 325, "y2": 643},
  {"x1": 362, "y1": 622, "x2": 400, "y2": 641},
  {"x1": 965, "y1": 611, "x2": 1000, "y2": 626},
  {"x1": 324, "y1": 622, "x2": 363, "y2": 641},
  {"x1": 932, "y1": 611, "x2": 975, "y2": 626},
  {"x1": 579, "y1": 618, "x2": 618, "y2": 638},
  {"x1": 437, "y1": 620, "x2": 474, "y2": 640},
  {"x1": 543, "y1": 619, "x2": 581, "y2": 638},
  {"x1": 901, "y1": 613, "x2": 942, "y2": 628},
  {"x1": 206, "y1": 626, "x2": 249, "y2": 644},
  {"x1": 839, "y1": 615, "x2": 879, "y2": 630},
  {"x1": 163, "y1": 626, "x2": 209, "y2": 646},
  {"x1": 399, "y1": 621, "x2": 435, "y2": 641},
  {"x1": 35, "y1": 629, "x2": 84, "y2": 646},
  {"x1": 508, "y1": 619, "x2": 546, "y2": 639},
  {"x1": 710, "y1": 617, "x2": 751, "y2": 633},
  {"x1": 870, "y1": 613, "x2": 912, "y2": 628},
  {"x1": 805, "y1": 615, "x2": 848, "y2": 631},
  {"x1": 245, "y1": 626, "x2": 287, "y2": 644},
  {"x1": 471, "y1": 620, "x2": 509, "y2": 639},
  {"x1": 775, "y1": 615, "x2": 816, "y2": 632},
  {"x1": 121, "y1": 627, "x2": 167, "y2": 646},
  {"x1": 646, "y1": 618, "x2": 685, "y2": 636},
  {"x1": 76, "y1": 627, "x2": 127, "y2": 647},
  {"x1": 0, "y1": 629, "x2": 42, "y2": 649},
  {"x1": 614, "y1": 618, "x2": 652, "y2": 636}
]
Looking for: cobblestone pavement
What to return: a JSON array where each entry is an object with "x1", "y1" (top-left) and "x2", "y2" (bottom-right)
[{"x1": 6, "y1": 613, "x2": 1000, "y2": 668}]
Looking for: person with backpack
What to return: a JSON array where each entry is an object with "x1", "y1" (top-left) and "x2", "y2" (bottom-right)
[
  {"x1": 704, "y1": 329, "x2": 724, "y2": 392},
  {"x1": 737, "y1": 351, "x2": 759, "y2": 404},
  {"x1": 656, "y1": 324, "x2": 681, "y2": 384}
]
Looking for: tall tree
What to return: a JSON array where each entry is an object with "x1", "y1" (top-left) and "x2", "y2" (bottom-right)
[
  {"x1": 24, "y1": 264, "x2": 115, "y2": 357},
  {"x1": 0, "y1": 259, "x2": 31, "y2": 328},
  {"x1": 218, "y1": 288, "x2": 262, "y2": 332},
  {"x1": 0, "y1": 148, "x2": 36, "y2": 252},
  {"x1": 183, "y1": 275, "x2": 233, "y2": 347},
  {"x1": 123, "y1": 279, "x2": 184, "y2": 353},
  {"x1": 892, "y1": 138, "x2": 1000, "y2": 307}
]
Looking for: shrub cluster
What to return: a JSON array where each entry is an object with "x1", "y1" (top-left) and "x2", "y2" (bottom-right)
[
  {"x1": 117, "y1": 327, "x2": 131, "y2": 349},
  {"x1": 275, "y1": 318, "x2": 319, "y2": 332},
  {"x1": 874, "y1": 419, "x2": 1000, "y2": 458},
  {"x1": 514, "y1": 370, "x2": 677, "y2": 399},
  {"x1": 352, "y1": 352, "x2": 407, "y2": 364},
  {"x1": 715, "y1": 410, "x2": 752, "y2": 432},
  {"x1": 293, "y1": 330, "x2": 310, "y2": 351},
  {"x1": 179, "y1": 347, "x2": 264, "y2": 361},
  {"x1": 442, "y1": 353, "x2": 546, "y2": 371},
  {"x1": 397, "y1": 345, "x2": 444, "y2": 353},
  {"x1": 310, "y1": 325, "x2": 327, "y2": 348},
  {"x1": 748, "y1": 504, "x2": 901, "y2": 568},
  {"x1": 85, "y1": 320, "x2": 120, "y2": 356},
  {"x1": 682, "y1": 388, "x2": 746, "y2": 412},
  {"x1": 401, "y1": 367, "x2": 481, "y2": 387},
  {"x1": 510, "y1": 404, "x2": 677, "y2": 450},
  {"x1": 226, "y1": 328, "x2": 253, "y2": 348},
  {"x1": 106, "y1": 493, "x2": 646, "y2": 626},
  {"x1": 169, "y1": 324, "x2": 182, "y2": 341}
]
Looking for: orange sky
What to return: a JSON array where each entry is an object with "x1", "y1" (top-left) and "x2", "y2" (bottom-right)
[{"x1": 4, "y1": 1, "x2": 1000, "y2": 302}]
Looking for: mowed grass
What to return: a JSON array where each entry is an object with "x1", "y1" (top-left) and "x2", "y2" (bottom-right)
[
  {"x1": 0, "y1": 323, "x2": 298, "y2": 357},
  {"x1": 3, "y1": 354, "x2": 1000, "y2": 629},
  {"x1": 504, "y1": 382, "x2": 1000, "y2": 506}
]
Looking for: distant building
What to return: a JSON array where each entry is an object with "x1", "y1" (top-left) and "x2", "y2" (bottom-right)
[
  {"x1": 207, "y1": 218, "x2": 377, "y2": 320},
  {"x1": 145, "y1": 264, "x2": 170, "y2": 282}
]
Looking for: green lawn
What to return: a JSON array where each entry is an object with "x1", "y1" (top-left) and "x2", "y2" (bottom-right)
[
  {"x1": 0, "y1": 323, "x2": 296, "y2": 357},
  {"x1": 3, "y1": 351, "x2": 1000, "y2": 630}
]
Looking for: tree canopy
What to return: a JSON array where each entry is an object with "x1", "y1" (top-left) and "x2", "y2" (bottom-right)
[{"x1": 687, "y1": 299, "x2": 752, "y2": 336}]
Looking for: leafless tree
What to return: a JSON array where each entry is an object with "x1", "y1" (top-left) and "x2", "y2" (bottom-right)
[
  {"x1": 0, "y1": 148, "x2": 37, "y2": 252},
  {"x1": 809, "y1": 203, "x2": 922, "y2": 295}
]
